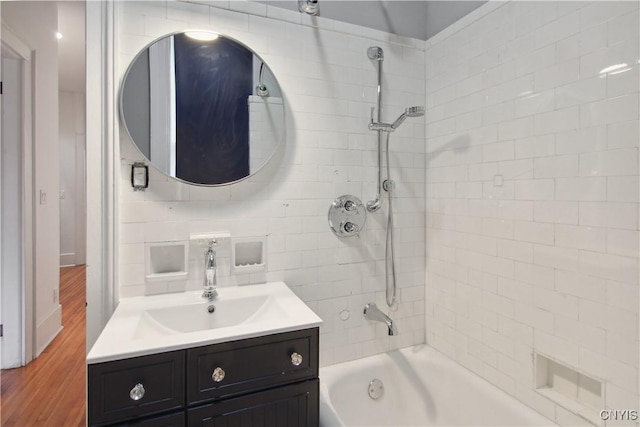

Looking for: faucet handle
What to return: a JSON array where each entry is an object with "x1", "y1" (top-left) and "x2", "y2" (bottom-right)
[{"x1": 370, "y1": 106, "x2": 375, "y2": 124}]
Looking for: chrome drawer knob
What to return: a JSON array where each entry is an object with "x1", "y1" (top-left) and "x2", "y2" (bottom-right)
[
  {"x1": 212, "y1": 367, "x2": 225, "y2": 382},
  {"x1": 291, "y1": 352, "x2": 303, "y2": 366},
  {"x1": 129, "y1": 383, "x2": 145, "y2": 401}
]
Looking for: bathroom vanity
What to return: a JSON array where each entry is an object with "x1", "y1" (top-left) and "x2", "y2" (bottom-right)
[{"x1": 87, "y1": 283, "x2": 322, "y2": 427}]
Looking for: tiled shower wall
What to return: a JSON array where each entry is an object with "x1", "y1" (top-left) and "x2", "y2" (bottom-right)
[
  {"x1": 116, "y1": 0, "x2": 425, "y2": 367},
  {"x1": 424, "y1": 1, "x2": 639, "y2": 425}
]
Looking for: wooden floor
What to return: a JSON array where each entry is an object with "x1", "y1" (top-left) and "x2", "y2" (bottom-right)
[{"x1": 1, "y1": 265, "x2": 86, "y2": 426}]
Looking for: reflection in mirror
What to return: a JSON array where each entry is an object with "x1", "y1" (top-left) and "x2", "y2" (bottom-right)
[{"x1": 120, "y1": 31, "x2": 284, "y2": 186}]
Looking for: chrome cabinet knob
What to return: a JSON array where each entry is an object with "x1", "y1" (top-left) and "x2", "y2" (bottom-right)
[
  {"x1": 291, "y1": 352, "x2": 303, "y2": 366},
  {"x1": 129, "y1": 383, "x2": 145, "y2": 401},
  {"x1": 212, "y1": 367, "x2": 225, "y2": 383}
]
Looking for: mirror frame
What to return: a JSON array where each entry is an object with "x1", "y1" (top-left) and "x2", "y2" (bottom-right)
[{"x1": 118, "y1": 30, "x2": 286, "y2": 187}]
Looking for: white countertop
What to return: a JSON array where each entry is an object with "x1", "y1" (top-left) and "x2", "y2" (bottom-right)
[{"x1": 87, "y1": 282, "x2": 322, "y2": 364}]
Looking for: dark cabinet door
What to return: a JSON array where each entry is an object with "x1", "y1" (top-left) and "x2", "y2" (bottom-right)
[{"x1": 187, "y1": 379, "x2": 319, "y2": 427}]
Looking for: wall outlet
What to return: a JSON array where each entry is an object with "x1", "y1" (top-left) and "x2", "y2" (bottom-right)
[{"x1": 39, "y1": 190, "x2": 47, "y2": 205}]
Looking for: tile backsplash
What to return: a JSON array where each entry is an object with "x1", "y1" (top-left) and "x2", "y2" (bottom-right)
[
  {"x1": 424, "y1": 1, "x2": 639, "y2": 425},
  {"x1": 116, "y1": 0, "x2": 425, "y2": 367}
]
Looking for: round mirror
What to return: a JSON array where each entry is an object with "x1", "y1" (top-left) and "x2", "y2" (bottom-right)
[{"x1": 120, "y1": 31, "x2": 285, "y2": 186}]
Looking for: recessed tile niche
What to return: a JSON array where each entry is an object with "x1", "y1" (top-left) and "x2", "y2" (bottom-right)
[
  {"x1": 231, "y1": 237, "x2": 266, "y2": 274},
  {"x1": 535, "y1": 353, "x2": 603, "y2": 425},
  {"x1": 145, "y1": 241, "x2": 188, "y2": 282}
]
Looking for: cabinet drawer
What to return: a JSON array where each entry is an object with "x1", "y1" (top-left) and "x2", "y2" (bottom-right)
[
  {"x1": 187, "y1": 379, "x2": 319, "y2": 427},
  {"x1": 186, "y1": 328, "x2": 318, "y2": 405},
  {"x1": 88, "y1": 351, "x2": 185, "y2": 426}
]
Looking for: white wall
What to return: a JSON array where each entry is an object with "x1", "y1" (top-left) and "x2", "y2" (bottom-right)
[
  {"x1": 2, "y1": 1, "x2": 62, "y2": 356},
  {"x1": 424, "y1": 2, "x2": 639, "y2": 425},
  {"x1": 59, "y1": 91, "x2": 86, "y2": 267},
  {"x1": 116, "y1": 0, "x2": 426, "y2": 367}
]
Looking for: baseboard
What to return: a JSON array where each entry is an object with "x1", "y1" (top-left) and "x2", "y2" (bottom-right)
[
  {"x1": 60, "y1": 252, "x2": 76, "y2": 267},
  {"x1": 36, "y1": 305, "x2": 63, "y2": 356}
]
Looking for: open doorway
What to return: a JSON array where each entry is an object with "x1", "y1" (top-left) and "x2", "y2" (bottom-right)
[
  {"x1": 1, "y1": 1, "x2": 87, "y2": 424},
  {"x1": 59, "y1": 0, "x2": 86, "y2": 269}
]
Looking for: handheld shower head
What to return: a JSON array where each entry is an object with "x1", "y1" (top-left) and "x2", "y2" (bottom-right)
[
  {"x1": 404, "y1": 106, "x2": 425, "y2": 117},
  {"x1": 391, "y1": 106, "x2": 425, "y2": 129}
]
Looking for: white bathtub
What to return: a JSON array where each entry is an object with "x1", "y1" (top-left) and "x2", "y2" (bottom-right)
[{"x1": 319, "y1": 345, "x2": 556, "y2": 426}]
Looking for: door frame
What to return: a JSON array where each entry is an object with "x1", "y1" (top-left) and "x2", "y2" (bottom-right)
[
  {"x1": 85, "y1": 0, "x2": 118, "y2": 352},
  {"x1": 1, "y1": 24, "x2": 35, "y2": 367}
]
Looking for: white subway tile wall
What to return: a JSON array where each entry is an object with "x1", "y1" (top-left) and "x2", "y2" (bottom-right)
[
  {"x1": 425, "y1": 1, "x2": 639, "y2": 426},
  {"x1": 117, "y1": 1, "x2": 425, "y2": 367}
]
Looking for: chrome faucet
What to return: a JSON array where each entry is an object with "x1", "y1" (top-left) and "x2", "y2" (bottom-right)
[
  {"x1": 363, "y1": 303, "x2": 398, "y2": 336},
  {"x1": 203, "y1": 240, "x2": 218, "y2": 301}
]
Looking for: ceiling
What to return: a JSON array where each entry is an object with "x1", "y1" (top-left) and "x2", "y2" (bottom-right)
[
  {"x1": 54, "y1": 0, "x2": 485, "y2": 94},
  {"x1": 57, "y1": 1, "x2": 85, "y2": 93},
  {"x1": 260, "y1": 1, "x2": 487, "y2": 40}
]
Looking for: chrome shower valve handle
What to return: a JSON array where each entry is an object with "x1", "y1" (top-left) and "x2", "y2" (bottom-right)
[
  {"x1": 344, "y1": 200, "x2": 357, "y2": 212},
  {"x1": 342, "y1": 221, "x2": 358, "y2": 234}
]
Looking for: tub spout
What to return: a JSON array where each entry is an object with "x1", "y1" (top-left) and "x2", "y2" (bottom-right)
[{"x1": 364, "y1": 303, "x2": 398, "y2": 336}]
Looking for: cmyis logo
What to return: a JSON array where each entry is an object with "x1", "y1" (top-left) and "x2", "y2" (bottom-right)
[{"x1": 600, "y1": 410, "x2": 639, "y2": 421}]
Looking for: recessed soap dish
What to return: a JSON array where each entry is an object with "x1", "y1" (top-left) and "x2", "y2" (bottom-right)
[
  {"x1": 535, "y1": 353, "x2": 603, "y2": 425},
  {"x1": 231, "y1": 237, "x2": 266, "y2": 274},
  {"x1": 145, "y1": 241, "x2": 188, "y2": 283}
]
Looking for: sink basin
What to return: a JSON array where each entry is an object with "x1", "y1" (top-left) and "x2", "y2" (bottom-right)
[
  {"x1": 136, "y1": 295, "x2": 286, "y2": 336},
  {"x1": 88, "y1": 282, "x2": 323, "y2": 364}
]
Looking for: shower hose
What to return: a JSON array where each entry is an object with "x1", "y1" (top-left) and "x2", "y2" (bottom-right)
[{"x1": 384, "y1": 131, "x2": 397, "y2": 308}]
